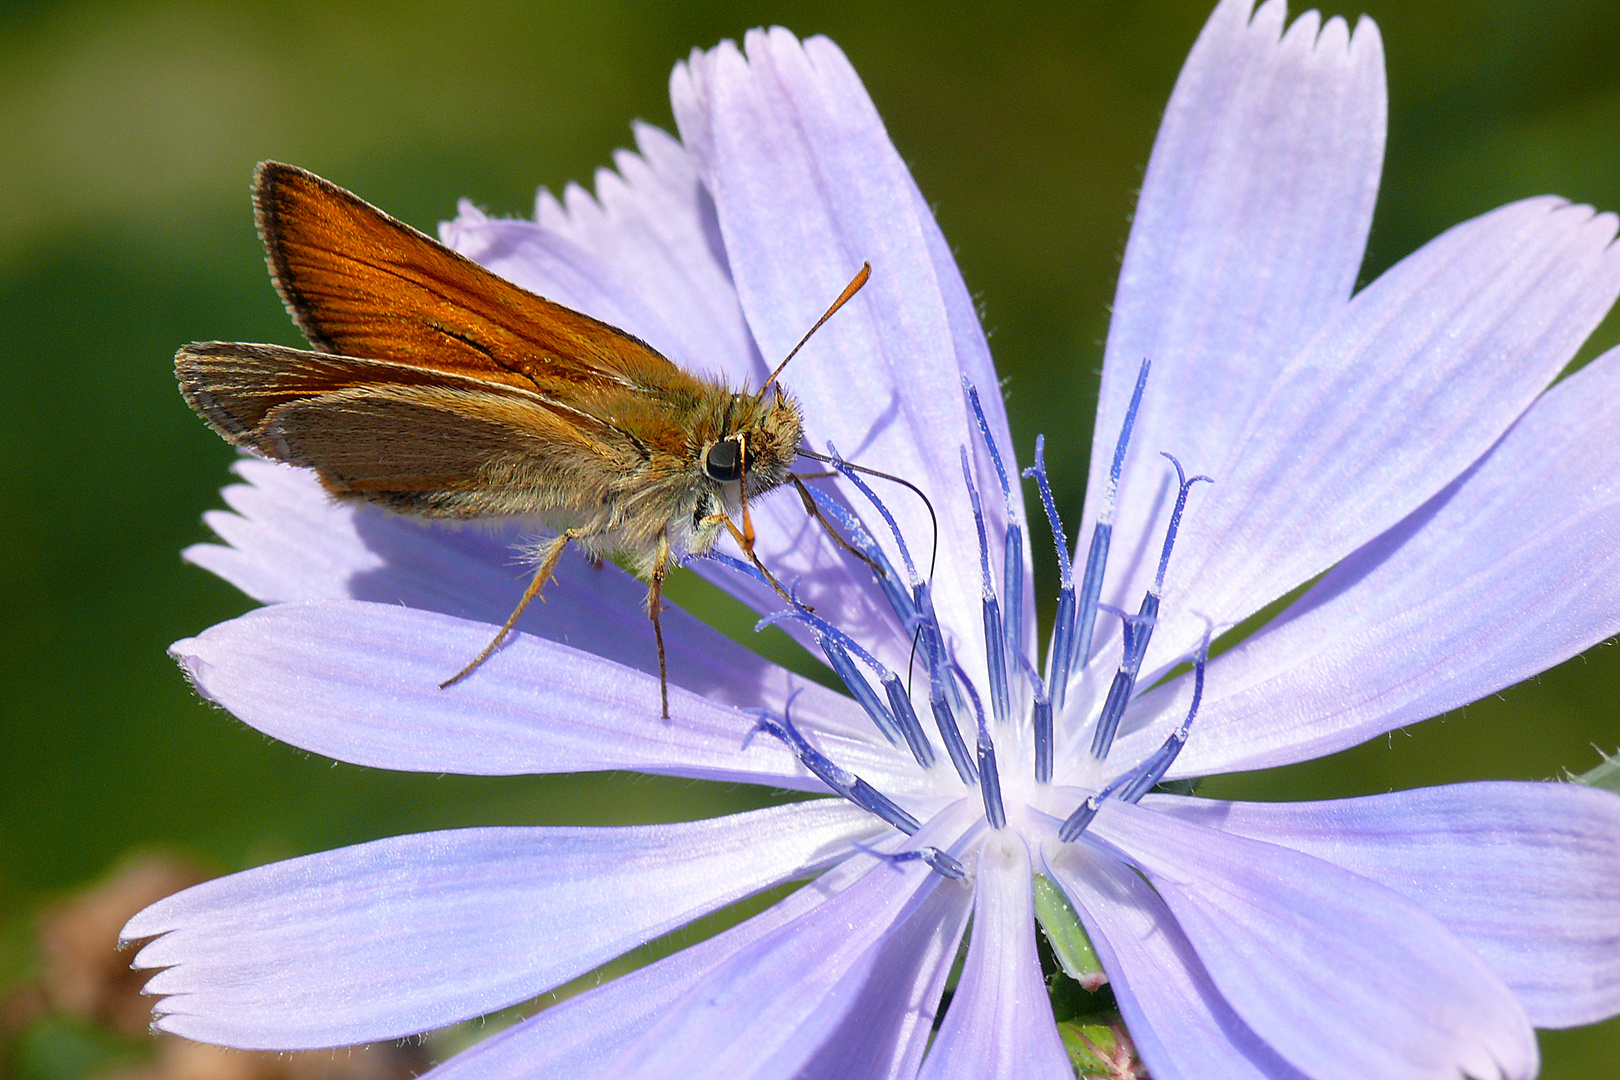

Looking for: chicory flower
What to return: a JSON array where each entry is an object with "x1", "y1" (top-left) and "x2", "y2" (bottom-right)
[{"x1": 124, "y1": 1, "x2": 1620, "y2": 1077}]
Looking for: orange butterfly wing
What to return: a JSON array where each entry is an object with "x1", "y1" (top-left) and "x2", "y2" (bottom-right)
[{"x1": 253, "y1": 161, "x2": 704, "y2": 407}]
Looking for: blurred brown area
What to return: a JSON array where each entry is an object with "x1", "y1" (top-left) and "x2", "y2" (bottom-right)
[
  {"x1": 40, "y1": 857, "x2": 208, "y2": 1038},
  {"x1": 3, "y1": 856, "x2": 429, "y2": 1080},
  {"x1": 101, "y1": 1043, "x2": 429, "y2": 1080}
]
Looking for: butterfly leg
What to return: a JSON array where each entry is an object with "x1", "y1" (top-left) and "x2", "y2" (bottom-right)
[
  {"x1": 711, "y1": 513, "x2": 799, "y2": 608},
  {"x1": 722, "y1": 436, "x2": 807, "y2": 609},
  {"x1": 648, "y1": 529, "x2": 671, "y2": 719},
  {"x1": 789, "y1": 475, "x2": 883, "y2": 574},
  {"x1": 440, "y1": 527, "x2": 580, "y2": 689}
]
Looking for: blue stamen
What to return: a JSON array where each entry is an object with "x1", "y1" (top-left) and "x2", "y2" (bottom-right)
[
  {"x1": 960, "y1": 447, "x2": 1011, "y2": 727},
  {"x1": 911, "y1": 581, "x2": 952, "y2": 688},
  {"x1": 1088, "y1": 603, "x2": 1156, "y2": 760},
  {"x1": 756, "y1": 608, "x2": 897, "y2": 745},
  {"x1": 800, "y1": 486, "x2": 917, "y2": 627},
  {"x1": 820, "y1": 634, "x2": 905, "y2": 749},
  {"x1": 828, "y1": 443, "x2": 921, "y2": 586},
  {"x1": 1150, "y1": 453, "x2": 1212, "y2": 595},
  {"x1": 962, "y1": 377, "x2": 1015, "y2": 505},
  {"x1": 929, "y1": 685, "x2": 977, "y2": 785},
  {"x1": 762, "y1": 601, "x2": 935, "y2": 767},
  {"x1": 847, "y1": 778, "x2": 923, "y2": 835},
  {"x1": 1089, "y1": 454, "x2": 1210, "y2": 760},
  {"x1": 910, "y1": 580, "x2": 977, "y2": 784},
  {"x1": 704, "y1": 549, "x2": 773, "y2": 590},
  {"x1": 1057, "y1": 789, "x2": 1106, "y2": 842},
  {"x1": 757, "y1": 606, "x2": 936, "y2": 766},
  {"x1": 828, "y1": 447, "x2": 961, "y2": 770},
  {"x1": 1026, "y1": 437, "x2": 1076, "y2": 711},
  {"x1": 962, "y1": 378, "x2": 1027, "y2": 668},
  {"x1": 1071, "y1": 526, "x2": 1111, "y2": 695},
  {"x1": 883, "y1": 670, "x2": 936, "y2": 769},
  {"x1": 926, "y1": 669, "x2": 977, "y2": 785},
  {"x1": 1015, "y1": 651, "x2": 1054, "y2": 784},
  {"x1": 1118, "y1": 637, "x2": 1208, "y2": 803},
  {"x1": 716, "y1": 535, "x2": 937, "y2": 766},
  {"x1": 1059, "y1": 639, "x2": 1209, "y2": 842},
  {"x1": 854, "y1": 841, "x2": 968, "y2": 880},
  {"x1": 1072, "y1": 359, "x2": 1152, "y2": 687},
  {"x1": 751, "y1": 707, "x2": 921, "y2": 835},
  {"x1": 1003, "y1": 522, "x2": 1025, "y2": 676},
  {"x1": 951, "y1": 660, "x2": 1005, "y2": 829}
]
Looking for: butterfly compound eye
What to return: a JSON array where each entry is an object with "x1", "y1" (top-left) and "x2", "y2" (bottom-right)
[{"x1": 703, "y1": 438, "x2": 744, "y2": 482}]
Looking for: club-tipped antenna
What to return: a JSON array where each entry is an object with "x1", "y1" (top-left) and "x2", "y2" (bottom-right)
[
  {"x1": 757, "y1": 262, "x2": 872, "y2": 401},
  {"x1": 797, "y1": 448, "x2": 939, "y2": 581}
]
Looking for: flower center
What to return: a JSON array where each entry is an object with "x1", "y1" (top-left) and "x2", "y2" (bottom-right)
[{"x1": 727, "y1": 362, "x2": 1213, "y2": 872}]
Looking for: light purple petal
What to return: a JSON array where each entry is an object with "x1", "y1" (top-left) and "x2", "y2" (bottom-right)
[
  {"x1": 592, "y1": 804, "x2": 978, "y2": 1080},
  {"x1": 172, "y1": 600, "x2": 908, "y2": 788},
  {"x1": 1045, "y1": 843, "x2": 1310, "y2": 1080},
  {"x1": 1154, "y1": 198, "x2": 1620, "y2": 668},
  {"x1": 1118, "y1": 342, "x2": 1620, "y2": 775},
  {"x1": 918, "y1": 834, "x2": 1071, "y2": 1080},
  {"x1": 780, "y1": 844, "x2": 976, "y2": 1080},
  {"x1": 1081, "y1": 0, "x2": 1385, "y2": 628},
  {"x1": 1149, "y1": 782, "x2": 1620, "y2": 1028},
  {"x1": 418, "y1": 846, "x2": 873, "y2": 1080},
  {"x1": 1086, "y1": 799, "x2": 1537, "y2": 1080},
  {"x1": 672, "y1": 30, "x2": 1001, "y2": 679},
  {"x1": 120, "y1": 802, "x2": 879, "y2": 1049},
  {"x1": 424, "y1": 805, "x2": 978, "y2": 1080},
  {"x1": 185, "y1": 459, "x2": 403, "y2": 603}
]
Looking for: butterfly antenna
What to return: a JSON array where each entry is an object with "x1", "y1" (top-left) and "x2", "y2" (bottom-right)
[{"x1": 757, "y1": 262, "x2": 871, "y2": 401}]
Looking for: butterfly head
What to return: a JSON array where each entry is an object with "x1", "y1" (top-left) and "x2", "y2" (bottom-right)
[{"x1": 702, "y1": 386, "x2": 803, "y2": 499}]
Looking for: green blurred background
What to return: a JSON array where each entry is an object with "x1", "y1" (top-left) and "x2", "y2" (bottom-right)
[{"x1": 2, "y1": 0, "x2": 1618, "y2": 1075}]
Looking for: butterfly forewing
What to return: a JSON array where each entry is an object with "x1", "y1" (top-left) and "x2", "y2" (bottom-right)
[{"x1": 253, "y1": 162, "x2": 704, "y2": 401}]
